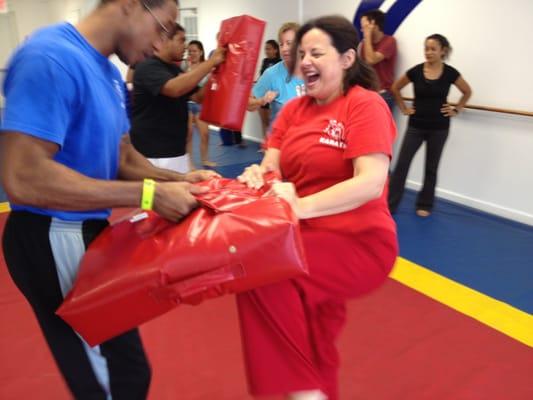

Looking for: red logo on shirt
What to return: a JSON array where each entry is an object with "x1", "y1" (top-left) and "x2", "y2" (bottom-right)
[{"x1": 320, "y1": 119, "x2": 346, "y2": 149}]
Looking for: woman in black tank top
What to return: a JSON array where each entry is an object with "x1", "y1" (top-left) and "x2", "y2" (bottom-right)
[{"x1": 388, "y1": 34, "x2": 472, "y2": 217}]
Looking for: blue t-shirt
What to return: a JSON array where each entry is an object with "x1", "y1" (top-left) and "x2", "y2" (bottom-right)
[
  {"x1": 1, "y1": 23, "x2": 129, "y2": 221},
  {"x1": 252, "y1": 61, "x2": 305, "y2": 129}
]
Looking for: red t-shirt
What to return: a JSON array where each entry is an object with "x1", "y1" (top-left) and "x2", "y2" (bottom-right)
[
  {"x1": 269, "y1": 85, "x2": 396, "y2": 236},
  {"x1": 360, "y1": 35, "x2": 397, "y2": 91}
]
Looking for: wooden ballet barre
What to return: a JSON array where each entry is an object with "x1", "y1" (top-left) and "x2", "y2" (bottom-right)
[{"x1": 402, "y1": 97, "x2": 533, "y2": 117}]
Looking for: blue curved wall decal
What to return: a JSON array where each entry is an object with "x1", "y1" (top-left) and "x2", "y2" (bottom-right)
[{"x1": 353, "y1": 0, "x2": 423, "y2": 36}]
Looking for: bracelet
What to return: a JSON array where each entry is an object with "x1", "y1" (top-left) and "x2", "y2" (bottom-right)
[{"x1": 141, "y1": 179, "x2": 156, "y2": 210}]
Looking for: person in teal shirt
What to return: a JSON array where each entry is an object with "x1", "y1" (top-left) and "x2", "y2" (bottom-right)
[{"x1": 249, "y1": 22, "x2": 305, "y2": 136}]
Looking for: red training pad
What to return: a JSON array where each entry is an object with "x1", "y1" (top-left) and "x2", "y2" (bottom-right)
[
  {"x1": 200, "y1": 15, "x2": 265, "y2": 131},
  {"x1": 57, "y1": 174, "x2": 308, "y2": 346}
]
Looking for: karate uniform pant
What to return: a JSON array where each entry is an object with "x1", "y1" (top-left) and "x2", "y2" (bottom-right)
[
  {"x1": 237, "y1": 228, "x2": 397, "y2": 399},
  {"x1": 3, "y1": 211, "x2": 151, "y2": 399},
  {"x1": 147, "y1": 154, "x2": 191, "y2": 174}
]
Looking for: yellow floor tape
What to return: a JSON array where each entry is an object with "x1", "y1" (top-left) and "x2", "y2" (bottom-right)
[
  {"x1": 391, "y1": 257, "x2": 533, "y2": 348},
  {"x1": 0, "y1": 202, "x2": 10, "y2": 213}
]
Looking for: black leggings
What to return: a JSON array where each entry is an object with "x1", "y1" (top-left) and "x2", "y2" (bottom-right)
[{"x1": 388, "y1": 125, "x2": 449, "y2": 212}]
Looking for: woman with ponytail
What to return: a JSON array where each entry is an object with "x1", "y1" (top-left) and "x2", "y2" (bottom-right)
[
  {"x1": 388, "y1": 34, "x2": 472, "y2": 217},
  {"x1": 185, "y1": 40, "x2": 217, "y2": 168},
  {"x1": 237, "y1": 15, "x2": 398, "y2": 400}
]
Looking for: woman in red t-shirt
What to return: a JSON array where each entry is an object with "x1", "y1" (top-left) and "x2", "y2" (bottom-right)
[{"x1": 237, "y1": 16, "x2": 398, "y2": 400}]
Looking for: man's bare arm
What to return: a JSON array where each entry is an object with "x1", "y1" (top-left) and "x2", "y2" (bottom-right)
[{"x1": 1, "y1": 132, "x2": 142, "y2": 210}]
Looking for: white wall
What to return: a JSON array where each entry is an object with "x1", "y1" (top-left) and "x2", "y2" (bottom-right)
[
  {"x1": 1, "y1": 0, "x2": 88, "y2": 108},
  {"x1": 4, "y1": 0, "x2": 533, "y2": 224},
  {"x1": 1, "y1": 0, "x2": 92, "y2": 69},
  {"x1": 3, "y1": 0, "x2": 85, "y2": 46},
  {"x1": 392, "y1": 0, "x2": 533, "y2": 225},
  {"x1": 304, "y1": 0, "x2": 533, "y2": 225},
  {"x1": 0, "y1": 12, "x2": 19, "y2": 69},
  {"x1": 180, "y1": 0, "x2": 302, "y2": 58}
]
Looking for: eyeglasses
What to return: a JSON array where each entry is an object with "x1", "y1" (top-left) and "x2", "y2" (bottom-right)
[{"x1": 142, "y1": 1, "x2": 172, "y2": 39}]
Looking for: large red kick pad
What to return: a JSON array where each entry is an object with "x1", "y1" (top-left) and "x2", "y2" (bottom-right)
[
  {"x1": 57, "y1": 175, "x2": 307, "y2": 346},
  {"x1": 200, "y1": 15, "x2": 265, "y2": 131}
]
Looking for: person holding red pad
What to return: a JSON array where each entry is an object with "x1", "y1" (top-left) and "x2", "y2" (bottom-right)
[{"x1": 238, "y1": 15, "x2": 398, "y2": 400}]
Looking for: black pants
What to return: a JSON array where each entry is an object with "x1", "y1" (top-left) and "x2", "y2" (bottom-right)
[
  {"x1": 388, "y1": 125, "x2": 449, "y2": 213},
  {"x1": 379, "y1": 90, "x2": 395, "y2": 111},
  {"x1": 220, "y1": 128, "x2": 243, "y2": 145},
  {"x1": 2, "y1": 211, "x2": 151, "y2": 399}
]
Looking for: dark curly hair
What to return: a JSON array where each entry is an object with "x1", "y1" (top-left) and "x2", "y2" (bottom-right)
[
  {"x1": 426, "y1": 34, "x2": 452, "y2": 60},
  {"x1": 289, "y1": 15, "x2": 378, "y2": 93}
]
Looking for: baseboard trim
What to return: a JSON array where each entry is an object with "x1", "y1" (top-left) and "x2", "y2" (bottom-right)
[
  {"x1": 406, "y1": 180, "x2": 533, "y2": 226},
  {"x1": 208, "y1": 126, "x2": 263, "y2": 144},
  {"x1": 242, "y1": 134, "x2": 262, "y2": 144}
]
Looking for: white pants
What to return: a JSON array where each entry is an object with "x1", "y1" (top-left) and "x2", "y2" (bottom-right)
[{"x1": 147, "y1": 154, "x2": 191, "y2": 173}]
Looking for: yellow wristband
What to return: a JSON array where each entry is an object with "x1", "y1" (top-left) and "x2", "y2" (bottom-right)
[{"x1": 141, "y1": 179, "x2": 156, "y2": 210}]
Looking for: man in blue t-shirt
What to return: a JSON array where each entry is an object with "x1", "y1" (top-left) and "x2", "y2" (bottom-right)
[{"x1": 0, "y1": 1, "x2": 217, "y2": 398}]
